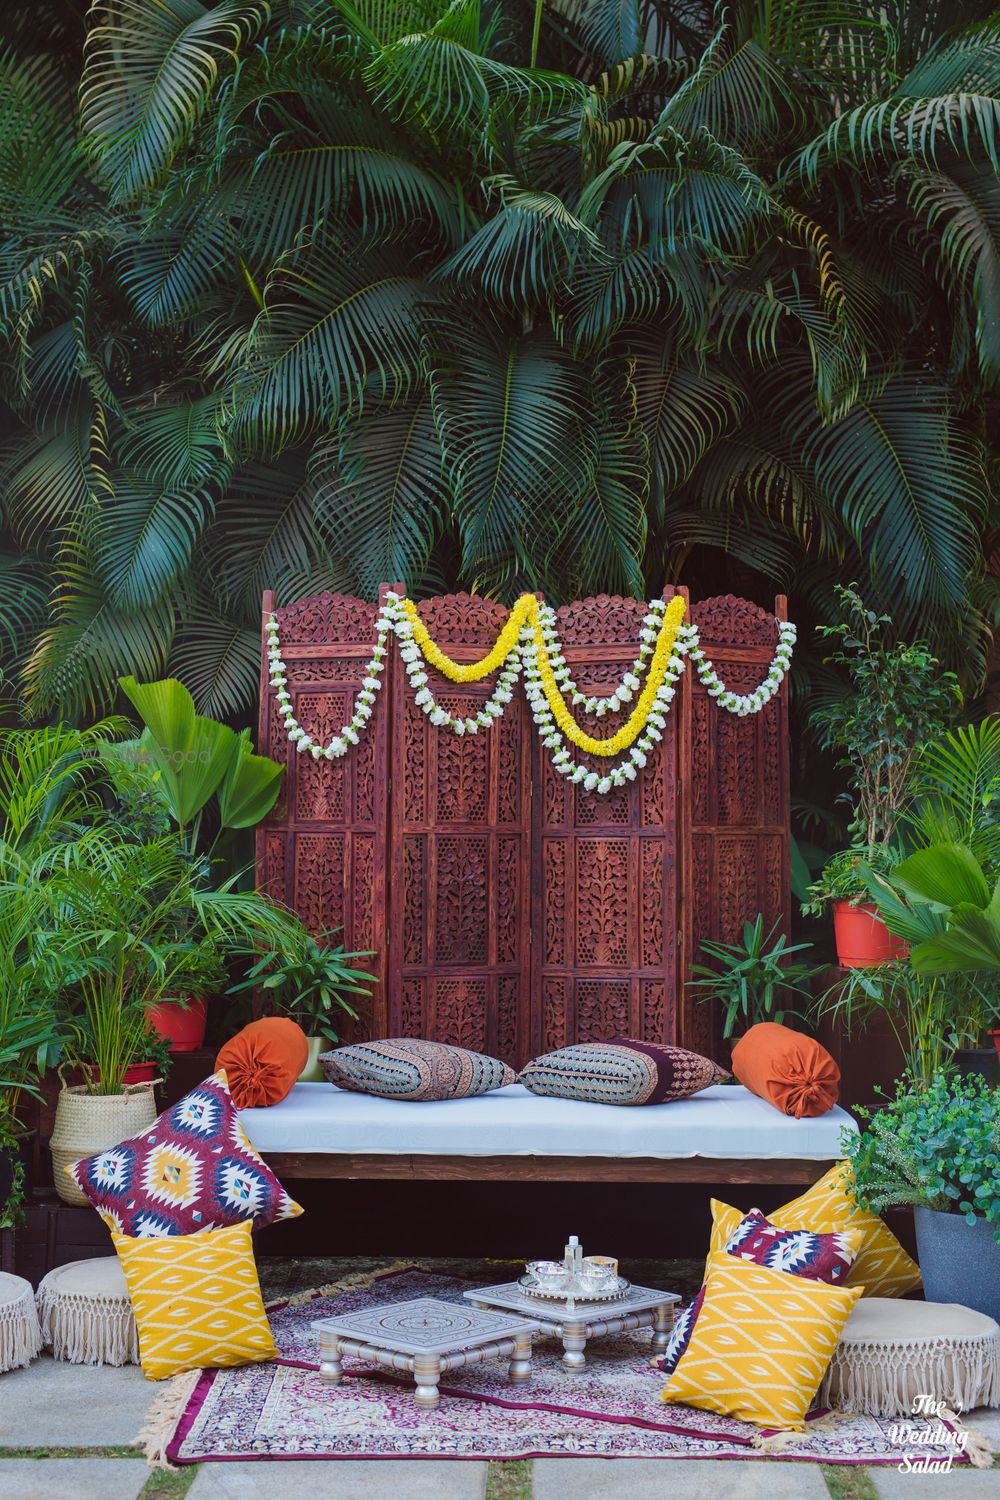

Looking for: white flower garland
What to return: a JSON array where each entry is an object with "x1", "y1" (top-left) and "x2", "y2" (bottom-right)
[
  {"x1": 520, "y1": 623, "x2": 687, "y2": 793},
  {"x1": 264, "y1": 599, "x2": 796, "y2": 789},
  {"x1": 681, "y1": 619, "x2": 797, "y2": 716},
  {"x1": 535, "y1": 598, "x2": 666, "y2": 717}
]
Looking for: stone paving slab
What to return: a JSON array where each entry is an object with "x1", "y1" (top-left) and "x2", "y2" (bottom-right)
[
  {"x1": 532, "y1": 1457, "x2": 831, "y2": 1498},
  {"x1": 0, "y1": 1356, "x2": 154, "y2": 1449},
  {"x1": 871, "y1": 1464, "x2": 1000, "y2": 1495},
  {"x1": 0, "y1": 1458, "x2": 149, "y2": 1500},
  {"x1": 966, "y1": 1407, "x2": 1000, "y2": 1451},
  {"x1": 187, "y1": 1458, "x2": 489, "y2": 1499}
]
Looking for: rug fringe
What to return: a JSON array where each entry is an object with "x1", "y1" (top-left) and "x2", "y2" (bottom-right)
[
  {"x1": 137, "y1": 1367, "x2": 201, "y2": 1467},
  {"x1": 280, "y1": 1260, "x2": 427, "y2": 1308},
  {"x1": 751, "y1": 1428, "x2": 802, "y2": 1453},
  {"x1": 940, "y1": 1406, "x2": 995, "y2": 1470}
]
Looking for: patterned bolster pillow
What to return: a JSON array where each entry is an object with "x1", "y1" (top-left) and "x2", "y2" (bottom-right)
[
  {"x1": 730, "y1": 1021, "x2": 840, "y2": 1118},
  {"x1": 518, "y1": 1038, "x2": 728, "y2": 1106},
  {"x1": 320, "y1": 1038, "x2": 516, "y2": 1101}
]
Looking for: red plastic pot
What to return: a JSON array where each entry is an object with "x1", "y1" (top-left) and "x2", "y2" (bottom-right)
[
  {"x1": 90, "y1": 1061, "x2": 158, "y2": 1086},
  {"x1": 832, "y1": 900, "x2": 908, "y2": 968},
  {"x1": 148, "y1": 997, "x2": 209, "y2": 1053},
  {"x1": 991, "y1": 1030, "x2": 1000, "y2": 1064}
]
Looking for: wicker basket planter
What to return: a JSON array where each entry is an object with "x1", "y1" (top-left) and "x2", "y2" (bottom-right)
[{"x1": 50, "y1": 1078, "x2": 157, "y2": 1206}]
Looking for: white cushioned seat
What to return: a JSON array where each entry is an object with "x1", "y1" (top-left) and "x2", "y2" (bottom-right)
[
  {"x1": 820, "y1": 1297, "x2": 1000, "y2": 1418},
  {"x1": 240, "y1": 1081, "x2": 856, "y2": 1160},
  {"x1": 36, "y1": 1256, "x2": 139, "y2": 1366},
  {"x1": 0, "y1": 1271, "x2": 42, "y2": 1373}
]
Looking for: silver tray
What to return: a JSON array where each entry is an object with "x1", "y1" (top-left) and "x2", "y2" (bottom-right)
[{"x1": 517, "y1": 1273, "x2": 631, "y2": 1303}]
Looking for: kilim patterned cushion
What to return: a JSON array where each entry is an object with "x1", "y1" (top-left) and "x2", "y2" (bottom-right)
[
  {"x1": 518, "y1": 1038, "x2": 727, "y2": 1106},
  {"x1": 320, "y1": 1038, "x2": 516, "y2": 1101},
  {"x1": 711, "y1": 1164, "x2": 922, "y2": 1298},
  {"x1": 113, "y1": 1218, "x2": 278, "y2": 1381},
  {"x1": 68, "y1": 1071, "x2": 302, "y2": 1238},
  {"x1": 662, "y1": 1251, "x2": 863, "y2": 1429},
  {"x1": 655, "y1": 1206, "x2": 863, "y2": 1375}
]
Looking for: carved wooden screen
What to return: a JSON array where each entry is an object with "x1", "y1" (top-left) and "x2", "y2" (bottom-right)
[
  {"x1": 679, "y1": 595, "x2": 791, "y2": 1058},
  {"x1": 257, "y1": 587, "x2": 789, "y2": 1065}
]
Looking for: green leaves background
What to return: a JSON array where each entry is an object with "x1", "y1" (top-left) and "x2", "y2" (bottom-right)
[{"x1": 1, "y1": 0, "x2": 998, "y2": 720}]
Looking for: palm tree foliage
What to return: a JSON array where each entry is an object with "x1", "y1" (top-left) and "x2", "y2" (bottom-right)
[{"x1": 1, "y1": 0, "x2": 999, "y2": 719}]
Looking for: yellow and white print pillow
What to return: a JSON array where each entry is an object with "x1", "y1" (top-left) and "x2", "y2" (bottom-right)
[
  {"x1": 113, "y1": 1218, "x2": 278, "y2": 1381},
  {"x1": 775, "y1": 1163, "x2": 921, "y2": 1297},
  {"x1": 709, "y1": 1162, "x2": 921, "y2": 1298},
  {"x1": 662, "y1": 1250, "x2": 863, "y2": 1429}
]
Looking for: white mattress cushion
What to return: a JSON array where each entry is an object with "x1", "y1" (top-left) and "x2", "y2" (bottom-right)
[{"x1": 240, "y1": 1082, "x2": 856, "y2": 1160}]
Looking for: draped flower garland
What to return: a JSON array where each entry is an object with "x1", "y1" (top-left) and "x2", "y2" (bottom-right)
[{"x1": 265, "y1": 594, "x2": 796, "y2": 791}]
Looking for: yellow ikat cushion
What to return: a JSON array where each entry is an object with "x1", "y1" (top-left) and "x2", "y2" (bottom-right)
[
  {"x1": 709, "y1": 1162, "x2": 921, "y2": 1298},
  {"x1": 662, "y1": 1250, "x2": 863, "y2": 1430},
  {"x1": 112, "y1": 1217, "x2": 278, "y2": 1381}
]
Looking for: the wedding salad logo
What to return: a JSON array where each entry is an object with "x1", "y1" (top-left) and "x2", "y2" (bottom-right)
[{"x1": 890, "y1": 1394, "x2": 968, "y2": 1473}]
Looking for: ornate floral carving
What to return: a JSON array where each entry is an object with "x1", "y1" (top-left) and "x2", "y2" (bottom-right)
[
  {"x1": 640, "y1": 842, "x2": 664, "y2": 966},
  {"x1": 275, "y1": 592, "x2": 381, "y2": 646},
  {"x1": 542, "y1": 980, "x2": 568, "y2": 1053},
  {"x1": 691, "y1": 594, "x2": 781, "y2": 649},
  {"x1": 641, "y1": 980, "x2": 670, "y2": 1043},
  {"x1": 399, "y1": 979, "x2": 423, "y2": 1036},
  {"x1": 434, "y1": 978, "x2": 487, "y2": 1051},
  {"x1": 496, "y1": 836, "x2": 521, "y2": 964},
  {"x1": 543, "y1": 840, "x2": 567, "y2": 966},
  {"x1": 402, "y1": 838, "x2": 425, "y2": 965},
  {"x1": 496, "y1": 978, "x2": 519, "y2": 1067},
  {"x1": 434, "y1": 837, "x2": 488, "y2": 964},
  {"x1": 575, "y1": 840, "x2": 629, "y2": 966},
  {"x1": 576, "y1": 980, "x2": 630, "y2": 1041},
  {"x1": 293, "y1": 833, "x2": 345, "y2": 936},
  {"x1": 436, "y1": 697, "x2": 488, "y2": 823}
]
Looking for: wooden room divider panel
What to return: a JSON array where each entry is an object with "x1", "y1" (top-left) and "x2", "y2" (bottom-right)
[{"x1": 257, "y1": 587, "x2": 790, "y2": 1065}]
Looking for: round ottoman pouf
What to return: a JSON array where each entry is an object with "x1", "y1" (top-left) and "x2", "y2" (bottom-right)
[
  {"x1": 0, "y1": 1271, "x2": 42, "y2": 1373},
  {"x1": 820, "y1": 1297, "x2": 1000, "y2": 1418},
  {"x1": 36, "y1": 1256, "x2": 139, "y2": 1367}
]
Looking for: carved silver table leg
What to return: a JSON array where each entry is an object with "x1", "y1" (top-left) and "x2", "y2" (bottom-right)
[
  {"x1": 508, "y1": 1331, "x2": 533, "y2": 1383},
  {"x1": 412, "y1": 1352, "x2": 442, "y2": 1408},
  {"x1": 319, "y1": 1342, "x2": 343, "y2": 1384},
  {"x1": 652, "y1": 1301, "x2": 674, "y2": 1355},
  {"x1": 561, "y1": 1322, "x2": 587, "y2": 1369}
]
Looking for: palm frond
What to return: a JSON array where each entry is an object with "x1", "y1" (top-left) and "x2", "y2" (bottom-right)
[
  {"x1": 312, "y1": 395, "x2": 446, "y2": 595},
  {"x1": 81, "y1": 0, "x2": 269, "y2": 203}
]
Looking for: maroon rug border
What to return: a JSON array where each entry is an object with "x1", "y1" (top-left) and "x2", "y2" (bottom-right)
[{"x1": 163, "y1": 1266, "x2": 972, "y2": 1467}]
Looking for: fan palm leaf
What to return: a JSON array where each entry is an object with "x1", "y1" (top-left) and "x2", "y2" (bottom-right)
[{"x1": 81, "y1": 0, "x2": 270, "y2": 204}]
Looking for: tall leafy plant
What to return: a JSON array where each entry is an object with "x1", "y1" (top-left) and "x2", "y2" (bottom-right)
[{"x1": 1, "y1": 1, "x2": 998, "y2": 717}]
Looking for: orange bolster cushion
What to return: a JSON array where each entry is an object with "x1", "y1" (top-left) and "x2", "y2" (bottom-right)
[
  {"x1": 730, "y1": 1021, "x2": 840, "y2": 1118},
  {"x1": 215, "y1": 1017, "x2": 308, "y2": 1110}
]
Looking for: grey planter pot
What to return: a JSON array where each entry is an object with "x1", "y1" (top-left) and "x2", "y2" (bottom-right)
[{"x1": 914, "y1": 1205, "x2": 1000, "y2": 1323}]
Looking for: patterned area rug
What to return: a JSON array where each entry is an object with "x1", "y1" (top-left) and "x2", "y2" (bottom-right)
[{"x1": 150, "y1": 1266, "x2": 978, "y2": 1466}]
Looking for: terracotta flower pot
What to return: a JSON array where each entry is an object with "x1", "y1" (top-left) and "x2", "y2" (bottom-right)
[
  {"x1": 832, "y1": 900, "x2": 908, "y2": 968},
  {"x1": 148, "y1": 996, "x2": 209, "y2": 1053}
]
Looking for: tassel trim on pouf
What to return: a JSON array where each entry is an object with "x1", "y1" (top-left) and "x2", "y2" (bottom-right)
[
  {"x1": 0, "y1": 1284, "x2": 42, "y2": 1372},
  {"x1": 36, "y1": 1282, "x2": 140, "y2": 1367},
  {"x1": 819, "y1": 1329, "x2": 1000, "y2": 1420}
]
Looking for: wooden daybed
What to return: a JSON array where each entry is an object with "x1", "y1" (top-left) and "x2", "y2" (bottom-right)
[{"x1": 243, "y1": 1082, "x2": 856, "y2": 1186}]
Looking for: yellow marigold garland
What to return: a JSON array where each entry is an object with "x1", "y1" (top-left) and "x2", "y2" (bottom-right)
[
  {"x1": 401, "y1": 595, "x2": 531, "y2": 681},
  {"x1": 531, "y1": 594, "x2": 686, "y2": 756}
]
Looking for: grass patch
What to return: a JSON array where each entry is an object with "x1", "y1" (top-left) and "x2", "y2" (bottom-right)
[
  {"x1": 0, "y1": 1446, "x2": 141, "y2": 1459},
  {"x1": 822, "y1": 1464, "x2": 881, "y2": 1500},
  {"x1": 486, "y1": 1458, "x2": 532, "y2": 1500},
  {"x1": 140, "y1": 1466, "x2": 199, "y2": 1499}
]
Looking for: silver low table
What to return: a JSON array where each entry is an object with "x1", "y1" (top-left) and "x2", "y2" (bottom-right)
[
  {"x1": 464, "y1": 1281, "x2": 679, "y2": 1369},
  {"x1": 312, "y1": 1297, "x2": 540, "y2": 1409}
]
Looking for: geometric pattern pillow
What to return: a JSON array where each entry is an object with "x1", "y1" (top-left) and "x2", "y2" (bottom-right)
[
  {"x1": 112, "y1": 1218, "x2": 278, "y2": 1380},
  {"x1": 774, "y1": 1162, "x2": 921, "y2": 1298},
  {"x1": 662, "y1": 1251, "x2": 864, "y2": 1430},
  {"x1": 68, "y1": 1071, "x2": 302, "y2": 1237},
  {"x1": 320, "y1": 1038, "x2": 516, "y2": 1100},
  {"x1": 656, "y1": 1205, "x2": 863, "y2": 1374},
  {"x1": 519, "y1": 1039, "x2": 728, "y2": 1106}
]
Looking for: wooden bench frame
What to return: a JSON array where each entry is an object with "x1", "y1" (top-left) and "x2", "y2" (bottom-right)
[{"x1": 265, "y1": 1153, "x2": 833, "y2": 1185}]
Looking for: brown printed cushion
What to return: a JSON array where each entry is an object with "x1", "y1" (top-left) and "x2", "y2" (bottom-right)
[
  {"x1": 319, "y1": 1038, "x2": 516, "y2": 1101},
  {"x1": 518, "y1": 1038, "x2": 728, "y2": 1106}
]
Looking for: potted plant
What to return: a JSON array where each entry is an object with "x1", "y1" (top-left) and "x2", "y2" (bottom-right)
[
  {"x1": 229, "y1": 929, "x2": 377, "y2": 1081},
  {"x1": 805, "y1": 586, "x2": 959, "y2": 966},
  {"x1": 103, "y1": 676, "x2": 285, "y2": 1050},
  {"x1": 843, "y1": 1072, "x2": 1000, "y2": 1321},
  {"x1": 688, "y1": 914, "x2": 822, "y2": 1041},
  {"x1": 802, "y1": 846, "x2": 908, "y2": 967},
  {"x1": 0, "y1": 967, "x2": 63, "y2": 1224}
]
